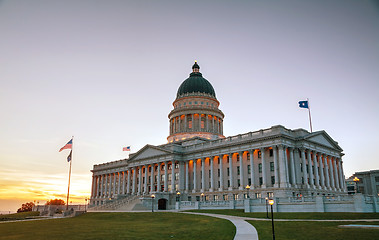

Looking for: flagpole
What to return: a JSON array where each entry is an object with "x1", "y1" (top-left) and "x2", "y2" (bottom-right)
[
  {"x1": 66, "y1": 136, "x2": 73, "y2": 210},
  {"x1": 307, "y1": 98, "x2": 313, "y2": 133}
]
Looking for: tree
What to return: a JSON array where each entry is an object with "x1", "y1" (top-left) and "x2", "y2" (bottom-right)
[
  {"x1": 45, "y1": 199, "x2": 65, "y2": 205},
  {"x1": 17, "y1": 202, "x2": 35, "y2": 213}
]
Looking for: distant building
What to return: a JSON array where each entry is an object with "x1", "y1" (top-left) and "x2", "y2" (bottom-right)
[
  {"x1": 89, "y1": 62, "x2": 347, "y2": 210},
  {"x1": 348, "y1": 170, "x2": 379, "y2": 196}
]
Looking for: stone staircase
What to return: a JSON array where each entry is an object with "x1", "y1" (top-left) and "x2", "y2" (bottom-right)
[{"x1": 88, "y1": 195, "x2": 149, "y2": 211}]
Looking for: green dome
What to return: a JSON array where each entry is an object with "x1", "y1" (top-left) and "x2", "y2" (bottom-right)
[{"x1": 176, "y1": 64, "x2": 216, "y2": 99}]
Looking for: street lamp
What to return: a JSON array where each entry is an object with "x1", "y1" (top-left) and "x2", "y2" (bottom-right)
[
  {"x1": 85, "y1": 198, "x2": 88, "y2": 212},
  {"x1": 176, "y1": 191, "x2": 181, "y2": 202},
  {"x1": 201, "y1": 192, "x2": 204, "y2": 201},
  {"x1": 268, "y1": 199, "x2": 275, "y2": 240},
  {"x1": 265, "y1": 197, "x2": 269, "y2": 218},
  {"x1": 151, "y1": 194, "x2": 155, "y2": 212},
  {"x1": 353, "y1": 177, "x2": 360, "y2": 193},
  {"x1": 245, "y1": 185, "x2": 250, "y2": 198}
]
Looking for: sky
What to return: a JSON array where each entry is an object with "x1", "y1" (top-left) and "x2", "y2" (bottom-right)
[{"x1": 0, "y1": 0, "x2": 378, "y2": 212}]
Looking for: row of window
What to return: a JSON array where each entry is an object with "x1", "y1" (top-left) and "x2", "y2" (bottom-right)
[{"x1": 175, "y1": 101, "x2": 216, "y2": 109}]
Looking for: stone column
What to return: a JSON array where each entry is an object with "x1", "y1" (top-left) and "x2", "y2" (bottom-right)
[
  {"x1": 272, "y1": 146, "x2": 279, "y2": 187},
  {"x1": 151, "y1": 164, "x2": 155, "y2": 193},
  {"x1": 138, "y1": 167, "x2": 142, "y2": 195},
  {"x1": 185, "y1": 161, "x2": 189, "y2": 192},
  {"x1": 132, "y1": 167, "x2": 136, "y2": 194},
  {"x1": 314, "y1": 154, "x2": 320, "y2": 189},
  {"x1": 184, "y1": 114, "x2": 188, "y2": 132},
  {"x1": 157, "y1": 163, "x2": 161, "y2": 192},
  {"x1": 193, "y1": 159, "x2": 197, "y2": 193},
  {"x1": 219, "y1": 155, "x2": 224, "y2": 191},
  {"x1": 301, "y1": 149, "x2": 309, "y2": 188},
  {"x1": 261, "y1": 148, "x2": 267, "y2": 188},
  {"x1": 278, "y1": 145, "x2": 288, "y2": 188},
  {"x1": 307, "y1": 151, "x2": 314, "y2": 188},
  {"x1": 178, "y1": 116, "x2": 181, "y2": 132},
  {"x1": 91, "y1": 175, "x2": 96, "y2": 198},
  {"x1": 289, "y1": 148, "x2": 297, "y2": 187},
  {"x1": 100, "y1": 175, "x2": 105, "y2": 197},
  {"x1": 179, "y1": 161, "x2": 185, "y2": 191},
  {"x1": 164, "y1": 161, "x2": 168, "y2": 192},
  {"x1": 324, "y1": 156, "x2": 331, "y2": 189},
  {"x1": 98, "y1": 175, "x2": 102, "y2": 198},
  {"x1": 333, "y1": 157, "x2": 340, "y2": 190},
  {"x1": 104, "y1": 174, "x2": 108, "y2": 197},
  {"x1": 144, "y1": 165, "x2": 148, "y2": 194},
  {"x1": 239, "y1": 152, "x2": 244, "y2": 190},
  {"x1": 210, "y1": 156, "x2": 214, "y2": 191},
  {"x1": 109, "y1": 173, "x2": 113, "y2": 197},
  {"x1": 96, "y1": 175, "x2": 101, "y2": 198},
  {"x1": 329, "y1": 157, "x2": 336, "y2": 190},
  {"x1": 206, "y1": 115, "x2": 209, "y2": 132},
  {"x1": 228, "y1": 153, "x2": 234, "y2": 190},
  {"x1": 122, "y1": 171, "x2": 126, "y2": 194},
  {"x1": 199, "y1": 114, "x2": 201, "y2": 131},
  {"x1": 171, "y1": 161, "x2": 175, "y2": 193},
  {"x1": 248, "y1": 150, "x2": 255, "y2": 189},
  {"x1": 117, "y1": 172, "x2": 121, "y2": 195},
  {"x1": 318, "y1": 155, "x2": 325, "y2": 189},
  {"x1": 201, "y1": 158, "x2": 205, "y2": 192},
  {"x1": 127, "y1": 168, "x2": 131, "y2": 194},
  {"x1": 338, "y1": 158, "x2": 345, "y2": 191}
]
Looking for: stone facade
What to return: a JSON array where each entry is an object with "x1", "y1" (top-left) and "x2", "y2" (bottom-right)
[{"x1": 89, "y1": 62, "x2": 347, "y2": 209}]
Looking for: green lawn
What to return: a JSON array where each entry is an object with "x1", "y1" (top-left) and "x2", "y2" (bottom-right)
[
  {"x1": 0, "y1": 212, "x2": 235, "y2": 240},
  {"x1": 0, "y1": 211, "x2": 40, "y2": 221},
  {"x1": 187, "y1": 209, "x2": 379, "y2": 220},
  {"x1": 249, "y1": 220, "x2": 379, "y2": 240}
]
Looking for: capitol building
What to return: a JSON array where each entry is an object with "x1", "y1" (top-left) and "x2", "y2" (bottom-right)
[{"x1": 90, "y1": 62, "x2": 347, "y2": 210}]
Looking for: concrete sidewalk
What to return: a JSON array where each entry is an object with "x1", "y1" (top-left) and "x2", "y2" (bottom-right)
[{"x1": 182, "y1": 212, "x2": 259, "y2": 240}]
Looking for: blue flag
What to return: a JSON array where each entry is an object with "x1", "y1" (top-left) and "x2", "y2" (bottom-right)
[{"x1": 299, "y1": 100, "x2": 309, "y2": 109}]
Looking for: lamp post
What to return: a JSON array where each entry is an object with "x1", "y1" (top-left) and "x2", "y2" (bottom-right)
[
  {"x1": 151, "y1": 194, "x2": 155, "y2": 212},
  {"x1": 268, "y1": 199, "x2": 275, "y2": 240},
  {"x1": 85, "y1": 198, "x2": 88, "y2": 212},
  {"x1": 265, "y1": 197, "x2": 269, "y2": 218},
  {"x1": 201, "y1": 192, "x2": 204, "y2": 202},
  {"x1": 245, "y1": 185, "x2": 250, "y2": 198},
  {"x1": 353, "y1": 177, "x2": 360, "y2": 194}
]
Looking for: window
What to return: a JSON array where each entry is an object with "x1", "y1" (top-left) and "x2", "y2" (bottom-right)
[
  {"x1": 155, "y1": 166, "x2": 158, "y2": 171},
  {"x1": 143, "y1": 168, "x2": 145, "y2": 173},
  {"x1": 161, "y1": 165, "x2": 164, "y2": 171},
  {"x1": 267, "y1": 192, "x2": 274, "y2": 198},
  {"x1": 148, "y1": 166, "x2": 151, "y2": 172},
  {"x1": 201, "y1": 101, "x2": 204, "y2": 105},
  {"x1": 237, "y1": 179, "x2": 240, "y2": 187},
  {"x1": 175, "y1": 172, "x2": 179, "y2": 181},
  {"x1": 258, "y1": 150, "x2": 262, "y2": 158},
  {"x1": 269, "y1": 149, "x2": 273, "y2": 157},
  {"x1": 248, "y1": 165, "x2": 251, "y2": 174},
  {"x1": 188, "y1": 196, "x2": 192, "y2": 201},
  {"x1": 228, "y1": 180, "x2": 230, "y2": 187},
  {"x1": 168, "y1": 174, "x2": 172, "y2": 181},
  {"x1": 227, "y1": 167, "x2": 230, "y2": 176},
  {"x1": 168, "y1": 164, "x2": 172, "y2": 170},
  {"x1": 175, "y1": 163, "x2": 179, "y2": 169},
  {"x1": 237, "y1": 155, "x2": 239, "y2": 162},
  {"x1": 300, "y1": 163, "x2": 303, "y2": 172},
  {"x1": 234, "y1": 194, "x2": 239, "y2": 200},
  {"x1": 218, "y1": 181, "x2": 220, "y2": 188},
  {"x1": 237, "y1": 166, "x2": 240, "y2": 175},
  {"x1": 189, "y1": 102, "x2": 192, "y2": 105},
  {"x1": 223, "y1": 194, "x2": 228, "y2": 200},
  {"x1": 270, "y1": 162, "x2": 274, "y2": 172},
  {"x1": 259, "y1": 177, "x2": 263, "y2": 185},
  {"x1": 306, "y1": 165, "x2": 309, "y2": 173},
  {"x1": 209, "y1": 170, "x2": 211, "y2": 178},
  {"x1": 255, "y1": 193, "x2": 261, "y2": 198},
  {"x1": 271, "y1": 176, "x2": 275, "y2": 185},
  {"x1": 189, "y1": 120, "x2": 192, "y2": 129},
  {"x1": 248, "y1": 178, "x2": 251, "y2": 185},
  {"x1": 218, "y1": 169, "x2": 220, "y2": 177},
  {"x1": 258, "y1": 163, "x2": 262, "y2": 173},
  {"x1": 183, "y1": 102, "x2": 186, "y2": 106},
  {"x1": 375, "y1": 176, "x2": 379, "y2": 182},
  {"x1": 214, "y1": 195, "x2": 219, "y2": 201},
  {"x1": 161, "y1": 175, "x2": 165, "y2": 182},
  {"x1": 206, "y1": 102, "x2": 209, "y2": 105},
  {"x1": 148, "y1": 176, "x2": 151, "y2": 183},
  {"x1": 195, "y1": 101, "x2": 198, "y2": 104}
]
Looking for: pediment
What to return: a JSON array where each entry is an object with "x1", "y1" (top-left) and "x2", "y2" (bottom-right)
[
  {"x1": 129, "y1": 145, "x2": 172, "y2": 161},
  {"x1": 305, "y1": 131, "x2": 343, "y2": 151}
]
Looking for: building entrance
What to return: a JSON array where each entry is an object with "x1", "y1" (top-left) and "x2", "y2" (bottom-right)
[{"x1": 158, "y1": 198, "x2": 167, "y2": 210}]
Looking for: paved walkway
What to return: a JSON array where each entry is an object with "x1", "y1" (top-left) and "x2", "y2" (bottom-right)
[{"x1": 182, "y1": 212, "x2": 259, "y2": 240}]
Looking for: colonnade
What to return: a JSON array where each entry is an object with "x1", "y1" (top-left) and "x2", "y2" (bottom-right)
[
  {"x1": 170, "y1": 113, "x2": 223, "y2": 135},
  {"x1": 91, "y1": 146, "x2": 346, "y2": 200}
]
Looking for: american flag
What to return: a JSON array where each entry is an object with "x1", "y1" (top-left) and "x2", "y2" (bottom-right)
[
  {"x1": 59, "y1": 139, "x2": 73, "y2": 152},
  {"x1": 123, "y1": 146, "x2": 131, "y2": 151}
]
